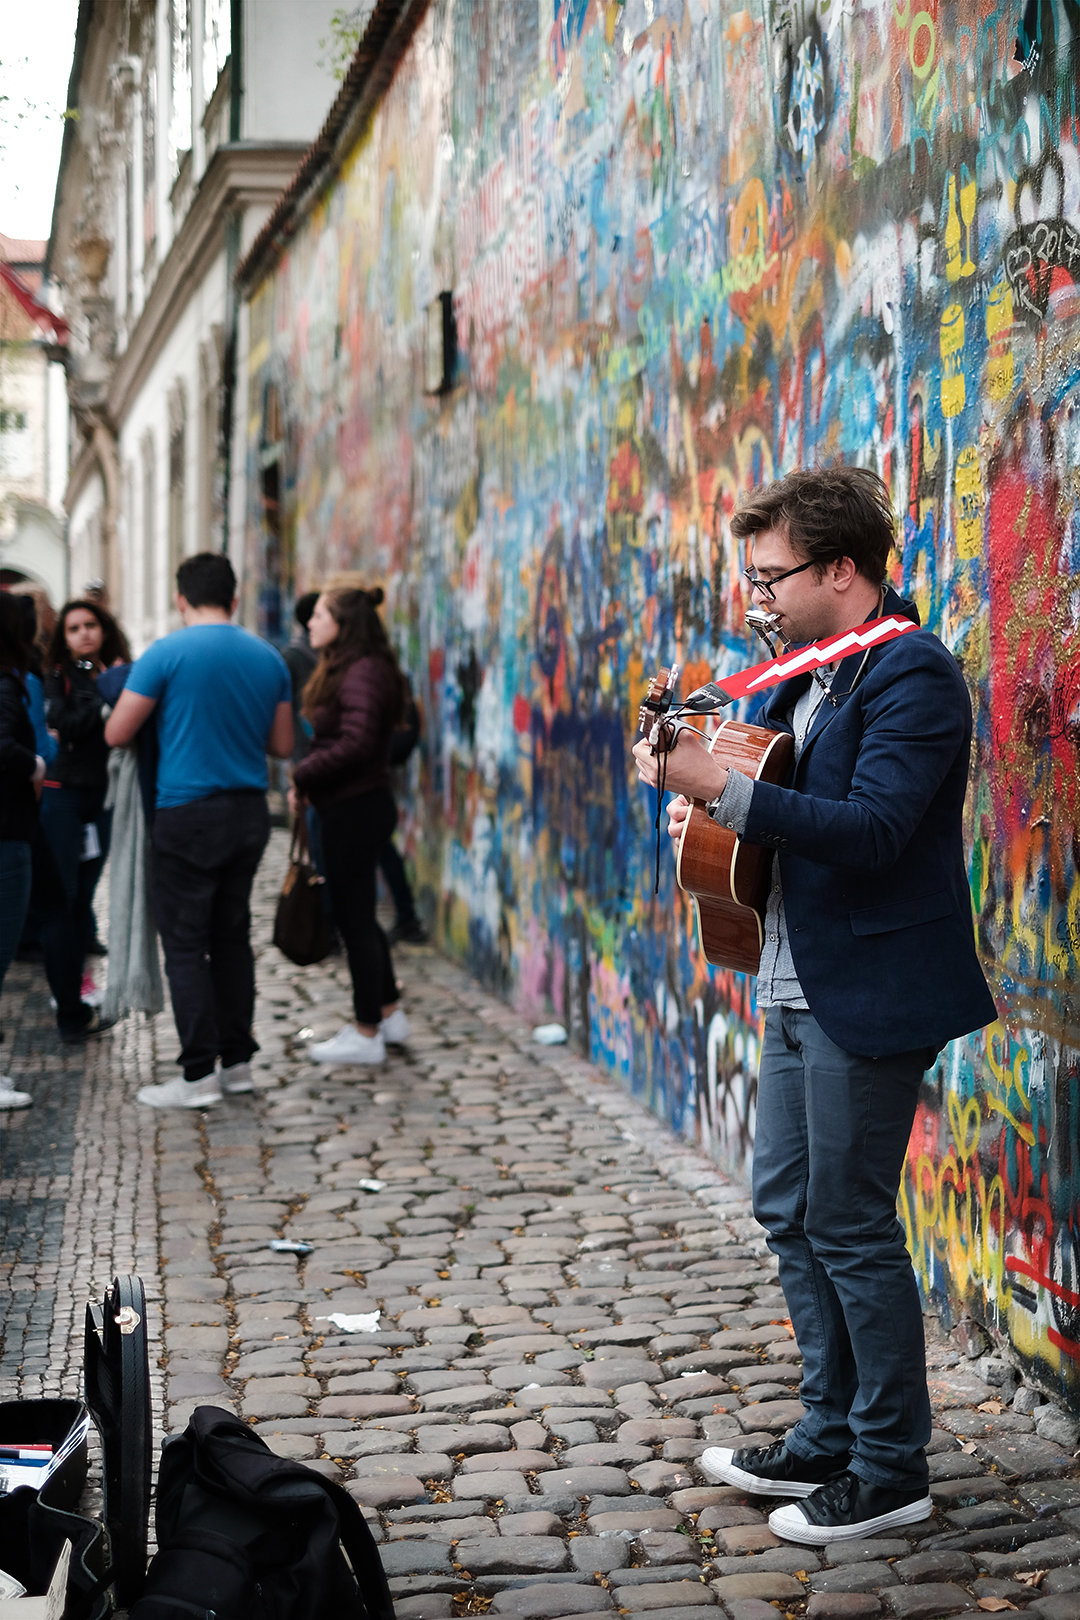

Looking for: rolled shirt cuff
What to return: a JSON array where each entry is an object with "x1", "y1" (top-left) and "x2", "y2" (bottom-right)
[{"x1": 707, "y1": 767, "x2": 753, "y2": 835}]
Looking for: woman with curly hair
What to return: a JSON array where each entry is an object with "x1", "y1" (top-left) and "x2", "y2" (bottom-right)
[
  {"x1": 40, "y1": 598, "x2": 129, "y2": 1040},
  {"x1": 289, "y1": 587, "x2": 410, "y2": 1066}
]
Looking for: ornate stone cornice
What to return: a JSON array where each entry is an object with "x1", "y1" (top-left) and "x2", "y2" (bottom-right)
[{"x1": 106, "y1": 140, "x2": 308, "y2": 426}]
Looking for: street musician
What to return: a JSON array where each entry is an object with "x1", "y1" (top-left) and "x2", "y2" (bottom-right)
[{"x1": 632, "y1": 465, "x2": 995, "y2": 1545}]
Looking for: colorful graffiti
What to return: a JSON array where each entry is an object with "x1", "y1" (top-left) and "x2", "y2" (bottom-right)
[{"x1": 242, "y1": 0, "x2": 1080, "y2": 1407}]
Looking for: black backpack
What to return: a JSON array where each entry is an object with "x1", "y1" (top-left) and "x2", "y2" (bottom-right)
[{"x1": 129, "y1": 1407, "x2": 395, "y2": 1620}]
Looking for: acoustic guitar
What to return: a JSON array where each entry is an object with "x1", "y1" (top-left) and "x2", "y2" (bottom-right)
[{"x1": 638, "y1": 669, "x2": 794, "y2": 975}]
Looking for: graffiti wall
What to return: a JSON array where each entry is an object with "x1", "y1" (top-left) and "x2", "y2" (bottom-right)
[{"x1": 242, "y1": 0, "x2": 1080, "y2": 1408}]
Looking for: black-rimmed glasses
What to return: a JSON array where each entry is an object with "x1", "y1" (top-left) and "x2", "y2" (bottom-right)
[{"x1": 742, "y1": 558, "x2": 818, "y2": 601}]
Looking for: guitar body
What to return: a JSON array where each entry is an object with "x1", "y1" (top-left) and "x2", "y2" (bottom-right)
[{"x1": 674, "y1": 720, "x2": 794, "y2": 974}]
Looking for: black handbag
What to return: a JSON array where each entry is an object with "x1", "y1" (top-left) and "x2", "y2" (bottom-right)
[{"x1": 272, "y1": 819, "x2": 335, "y2": 966}]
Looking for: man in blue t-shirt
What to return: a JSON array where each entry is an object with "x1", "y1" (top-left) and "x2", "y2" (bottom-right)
[{"x1": 106, "y1": 552, "x2": 293, "y2": 1108}]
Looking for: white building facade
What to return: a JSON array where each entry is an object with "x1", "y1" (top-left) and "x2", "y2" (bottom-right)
[
  {"x1": 0, "y1": 237, "x2": 70, "y2": 607},
  {"x1": 50, "y1": 0, "x2": 344, "y2": 651}
]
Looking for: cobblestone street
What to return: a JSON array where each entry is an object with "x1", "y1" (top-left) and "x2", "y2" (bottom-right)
[{"x1": 2, "y1": 830, "x2": 1079, "y2": 1620}]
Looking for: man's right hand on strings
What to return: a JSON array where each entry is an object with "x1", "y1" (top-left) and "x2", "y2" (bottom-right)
[{"x1": 666, "y1": 794, "x2": 692, "y2": 843}]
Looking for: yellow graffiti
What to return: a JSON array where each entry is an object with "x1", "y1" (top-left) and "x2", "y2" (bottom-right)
[
  {"x1": 985, "y1": 278, "x2": 1016, "y2": 401},
  {"x1": 954, "y1": 445, "x2": 983, "y2": 558},
  {"x1": 723, "y1": 181, "x2": 777, "y2": 297},
  {"x1": 979, "y1": 1026, "x2": 1035, "y2": 1145},
  {"x1": 946, "y1": 1089, "x2": 981, "y2": 1160},
  {"x1": 944, "y1": 175, "x2": 962, "y2": 282},
  {"x1": 940, "y1": 303, "x2": 966, "y2": 418},
  {"x1": 903, "y1": 1139, "x2": 1010, "y2": 1309}
]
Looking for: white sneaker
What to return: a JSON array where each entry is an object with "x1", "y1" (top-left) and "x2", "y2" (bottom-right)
[
  {"x1": 138, "y1": 1074, "x2": 223, "y2": 1108},
  {"x1": 380, "y1": 1007, "x2": 410, "y2": 1045},
  {"x1": 309, "y1": 1025, "x2": 386, "y2": 1065},
  {"x1": 220, "y1": 1061, "x2": 254, "y2": 1094},
  {"x1": 0, "y1": 1078, "x2": 32, "y2": 1110}
]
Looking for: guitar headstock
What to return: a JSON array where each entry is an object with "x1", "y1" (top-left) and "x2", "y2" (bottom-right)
[{"x1": 638, "y1": 666, "x2": 679, "y2": 737}]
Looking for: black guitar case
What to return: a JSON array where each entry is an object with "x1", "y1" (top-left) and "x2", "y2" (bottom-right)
[{"x1": 0, "y1": 1274, "x2": 152, "y2": 1618}]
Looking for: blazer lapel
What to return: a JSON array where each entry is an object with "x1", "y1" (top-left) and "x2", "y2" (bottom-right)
[{"x1": 794, "y1": 586, "x2": 920, "y2": 762}]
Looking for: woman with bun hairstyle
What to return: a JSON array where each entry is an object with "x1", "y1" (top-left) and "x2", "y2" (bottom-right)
[
  {"x1": 289, "y1": 587, "x2": 411, "y2": 1065},
  {"x1": 40, "y1": 598, "x2": 129, "y2": 1039}
]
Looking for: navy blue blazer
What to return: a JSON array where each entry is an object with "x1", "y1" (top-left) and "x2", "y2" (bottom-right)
[{"x1": 743, "y1": 586, "x2": 997, "y2": 1057}]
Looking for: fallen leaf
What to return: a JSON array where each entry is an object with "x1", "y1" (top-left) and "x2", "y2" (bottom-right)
[
  {"x1": 1014, "y1": 1572, "x2": 1046, "y2": 1588},
  {"x1": 978, "y1": 1400, "x2": 1004, "y2": 1414},
  {"x1": 795, "y1": 1571, "x2": 808, "y2": 1581},
  {"x1": 977, "y1": 1600, "x2": 1018, "y2": 1612}
]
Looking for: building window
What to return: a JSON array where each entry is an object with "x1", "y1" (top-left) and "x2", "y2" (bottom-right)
[
  {"x1": 168, "y1": 389, "x2": 186, "y2": 601},
  {"x1": 0, "y1": 410, "x2": 32, "y2": 478},
  {"x1": 170, "y1": 0, "x2": 192, "y2": 177},
  {"x1": 142, "y1": 34, "x2": 157, "y2": 264},
  {"x1": 198, "y1": 332, "x2": 223, "y2": 550},
  {"x1": 142, "y1": 435, "x2": 156, "y2": 619},
  {"x1": 203, "y1": 0, "x2": 230, "y2": 96}
]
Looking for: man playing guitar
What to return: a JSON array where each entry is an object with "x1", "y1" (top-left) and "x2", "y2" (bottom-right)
[{"x1": 632, "y1": 466, "x2": 996, "y2": 1546}]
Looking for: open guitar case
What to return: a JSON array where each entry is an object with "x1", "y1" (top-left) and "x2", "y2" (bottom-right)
[{"x1": 0, "y1": 1275, "x2": 152, "y2": 1618}]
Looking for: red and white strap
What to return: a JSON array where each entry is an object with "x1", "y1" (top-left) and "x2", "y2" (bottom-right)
[{"x1": 716, "y1": 615, "x2": 919, "y2": 704}]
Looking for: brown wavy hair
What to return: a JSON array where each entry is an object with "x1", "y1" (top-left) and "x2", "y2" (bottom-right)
[
  {"x1": 730, "y1": 464, "x2": 895, "y2": 584},
  {"x1": 302, "y1": 587, "x2": 408, "y2": 722},
  {"x1": 49, "y1": 598, "x2": 132, "y2": 671}
]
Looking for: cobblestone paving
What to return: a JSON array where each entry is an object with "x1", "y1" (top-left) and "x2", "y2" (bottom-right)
[{"x1": 2, "y1": 829, "x2": 1078, "y2": 1619}]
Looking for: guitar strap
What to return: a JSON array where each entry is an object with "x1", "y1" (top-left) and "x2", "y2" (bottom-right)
[
  {"x1": 714, "y1": 614, "x2": 919, "y2": 706},
  {"x1": 644, "y1": 614, "x2": 918, "y2": 895}
]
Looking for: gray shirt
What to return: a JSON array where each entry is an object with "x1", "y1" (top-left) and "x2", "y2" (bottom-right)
[{"x1": 707, "y1": 673, "x2": 833, "y2": 1007}]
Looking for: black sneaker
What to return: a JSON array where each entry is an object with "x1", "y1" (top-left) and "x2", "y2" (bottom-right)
[
  {"x1": 60, "y1": 1009, "x2": 119, "y2": 1044},
  {"x1": 769, "y1": 1469, "x2": 932, "y2": 1544},
  {"x1": 700, "y1": 1439, "x2": 852, "y2": 1498}
]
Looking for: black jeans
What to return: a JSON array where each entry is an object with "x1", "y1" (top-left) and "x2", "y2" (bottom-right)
[
  {"x1": 150, "y1": 791, "x2": 270, "y2": 1081},
  {"x1": 377, "y1": 835, "x2": 419, "y2": 928},
  {"x1": 39, "y1": 783, "x2": 112, "y2": 1032},
  {"x1": 320, "y1": 789, "x2": 399, "y2": 1027}
]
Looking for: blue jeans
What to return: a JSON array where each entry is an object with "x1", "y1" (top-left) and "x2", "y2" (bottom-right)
[
  {"x1": 752, "y1": 1006, "x2": 934, "y2": 1489},
  {"x1": 0, "y1": 840, "x2": 33, "y2": 992}
]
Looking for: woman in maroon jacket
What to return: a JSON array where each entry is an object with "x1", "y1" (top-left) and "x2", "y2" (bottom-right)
[{"x1": 290, "y1": 587, "x2": 411, "y2": 1065}]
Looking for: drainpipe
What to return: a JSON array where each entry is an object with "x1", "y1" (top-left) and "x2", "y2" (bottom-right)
[
  {"x1": 91, "y1": 417, "x2": 121, "y2": 602},
  {"x1": 220, "y1": 0, "x2": 242, "y2": 553}
]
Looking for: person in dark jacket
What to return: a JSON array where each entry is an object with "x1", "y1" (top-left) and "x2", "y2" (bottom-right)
[
  {"x1": 40, "y1": 598, "x2": 129, "y2": 1039},
  {"x1": 283, "y1": 591, "x2": 340, "y2": 944},
  {"x1": 1, "y1": 593, "x2": 47, "y2": 1106},
  {"x1": 290, "y1": 587, "x2": 410, "y2": 1067}
]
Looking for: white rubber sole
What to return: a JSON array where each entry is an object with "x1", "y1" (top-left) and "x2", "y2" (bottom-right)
[
  {"x1": 699, "y1": 1447, "x2": 826, "y2": 1499},
  {"x1": 220, "y1": 1063, "x2": 254, "y2": 1094},
  {"x1": 769, "y1": 1492, "x2": 933, "y2": 1545}
]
